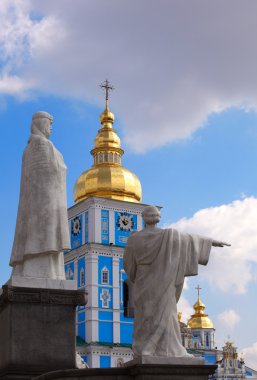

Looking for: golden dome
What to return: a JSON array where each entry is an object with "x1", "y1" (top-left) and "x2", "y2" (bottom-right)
[
  {"x1": 74, "y1": 95, "x2": 142, "y2": 204},
  {"x1": 187, "y1": 287, "x2": 214, "y2": 330}
]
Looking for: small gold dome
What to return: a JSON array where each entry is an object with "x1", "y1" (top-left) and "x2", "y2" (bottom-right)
[
  {"x1": 74, "y1": 97, "x2": 142, "y2": 204},
  {"x1": 187, "y1": 290, "x2": 214, "y2": 330},
  {"x1": 94, "y1": 126, "x2": 121, "y2": 150},
  {"x1": 99, "y1": 107, "x2": 115, "y2": 124}
]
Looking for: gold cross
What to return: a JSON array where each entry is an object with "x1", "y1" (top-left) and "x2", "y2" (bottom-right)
[{"x1": 100, "y1": 79, "x2": 114, "y2": 103}]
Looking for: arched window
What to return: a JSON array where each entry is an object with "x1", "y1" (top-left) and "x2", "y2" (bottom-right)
[
  {"x1": 109, "y1": 152, "x2": 113, "y2": 162},
  {"x1": 101, "y1": 266, "x2": 109, "y2": 284},
  {"x1": 99, "y1": 153, "x2": 103, "y2": 163},
  {"x1": 80, "y1": 268, "x2": 85, "y2": 286},
  {"x1": 66, "y1": 266, "x2": 74, "y2": 280},
  {"x1": 104, "y1": 152, "x2": 108, "y2": 162},
  {"x1": 205, "y1": 333, "x2": 209, "y2": 347},
  {"x1": 114, "y1": 153, "x2": 117, "y2": 163}
]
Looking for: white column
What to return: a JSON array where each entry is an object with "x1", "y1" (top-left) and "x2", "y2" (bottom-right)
[
  {"x1": 85, "y1": 253, "x2": 99, "y2": 343},
  {"x1": 113, "y1": 256, "x2": 120, "y2": 343},
  {"x1": 88, "y1": 207, "x2": 94, "y2": 243},
  {"x1": 110, "y1": 354, "x2": 116, "y2": 368},
  {"x1": 94, "y1": 207, "x2": 101, "y2": 243},
  {"x1": 89, "y1": 352, "x2": 100, "y2": 368}
]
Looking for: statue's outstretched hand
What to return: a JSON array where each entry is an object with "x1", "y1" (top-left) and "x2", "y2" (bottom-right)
[{"x1": 212, "y1": 240, "x2": 231, "y2": 247}]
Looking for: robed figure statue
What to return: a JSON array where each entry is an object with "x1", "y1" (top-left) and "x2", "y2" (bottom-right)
[
  {"x1": 9, "y1": 111, "x2": 71, "y2": 282},
  {"x1": 123, "y1": 205, "x2": 229, "y2": 361}
]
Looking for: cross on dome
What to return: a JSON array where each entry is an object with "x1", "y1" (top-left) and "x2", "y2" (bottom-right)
[
  {"x1": 195, "y1": 285, "x2": 202, "y2": 299},
  {"x1": 100, "y1": 79, "x2": 114, "y2": 107}
]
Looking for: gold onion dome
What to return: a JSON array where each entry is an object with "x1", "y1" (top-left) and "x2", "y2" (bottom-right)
[
  {"x1": 74, "y1": 84, "x2": 142, "y2": 204},
  {"x1": 187, "y1": 287, "x2": 214, "y2": 329}
]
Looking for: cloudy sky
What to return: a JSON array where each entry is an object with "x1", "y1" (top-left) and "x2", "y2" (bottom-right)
[{"x1": 1, "y1": 0, "x2": 257, "y2": 370}]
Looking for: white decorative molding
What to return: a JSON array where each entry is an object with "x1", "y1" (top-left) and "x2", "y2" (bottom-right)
[{"x1": 100, "y1": 289, "x2": 111, "y2": 308}]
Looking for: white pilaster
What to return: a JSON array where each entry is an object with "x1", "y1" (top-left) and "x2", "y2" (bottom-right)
[
  {"x1": 112, "y1": 256, "x2": 120, "y2": 309},
  {"x1": 94, "y1": 207, "x2": 101, "y2": 243},
  {"x1": 86, "y1": 253, "x2": 99, "y2": 307},
  {"x1": 112, "y1": 256, "x2": 120, "y2": 343},
  {"x1": 111, "y1": 354, "x2": 116, "y2": 368},
  {"x1": 113, "y1": 311, "x2": 120, "y2": 344},
  {"x1": 88, "y1": 207, "x2": 94, "y2": 243},
  {"x1": 86, "y1": 253, "x2": 99, "y2": 343},
  {"x1": 86, "y1": 309, "x2": 99, "y2": 342},
  {"x1": 89, "y1": 352, "x2": 100, "y2": 368}
]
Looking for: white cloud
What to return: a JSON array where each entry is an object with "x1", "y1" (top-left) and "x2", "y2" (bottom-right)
[
  {"x1": 242, "y1": 342, "x2": 257, "y2": 371},
  {"x1": 217, "y1": 309, "x2": 240, "y2": 329},
  {"x1": 1, "y1": 1, "x2": 257, "y2": 151},
  {"x1": 170, "y1": 197, "x2": 257, "y2": 294}
]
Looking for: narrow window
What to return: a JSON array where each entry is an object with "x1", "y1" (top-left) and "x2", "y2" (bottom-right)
[{"x1": 101, "y1": 267, "x2": 109, "y2": 284}]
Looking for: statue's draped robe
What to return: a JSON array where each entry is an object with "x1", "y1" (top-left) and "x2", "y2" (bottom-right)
[
  {"x1": 10, "y1": 133, "x2": 70, "y2": 267},
  {"x1": 123, "y1": 228, "x2": 212, "y2": 357}
]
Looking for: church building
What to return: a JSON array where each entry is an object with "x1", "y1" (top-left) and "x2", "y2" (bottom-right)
[
  {"x1": 63, "y1": 82, "x2": 257, "y2": 376},
  {"x1": 64, "y1": 81, "x2": 147, "y2": 368}
]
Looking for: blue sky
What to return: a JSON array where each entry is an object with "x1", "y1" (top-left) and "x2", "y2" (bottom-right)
[{"x1": 1, "y1": 0, "x2": 257, "y2": 369}]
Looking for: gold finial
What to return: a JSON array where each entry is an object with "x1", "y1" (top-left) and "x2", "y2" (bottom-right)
[{"x1": 100, "y1": 79, "x2": 114, "y2": 109}]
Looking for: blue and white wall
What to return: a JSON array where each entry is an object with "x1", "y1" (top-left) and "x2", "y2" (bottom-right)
[{"x1": 65, "y1": 196, "x2": 148, "y2": 368}]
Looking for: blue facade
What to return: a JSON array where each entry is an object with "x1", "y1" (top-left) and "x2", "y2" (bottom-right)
[
  {"x1": 78, "y1": 311, "x2": 86, "y2": 341},
  {"x1": 120, "y1": 323, "x2": 133, "y2": 345},
  {"x1": 99, "y1": 321, "x2": 113, "y2": 343},
  {"x1": 101, "y1": 210, "x2": 109, "y2": 245},
  {"x1": 100, "y1": 356, "x2": 111, "y2": 368},
  {"x1": 115, "y1": 212, "x2": 137, "y2": 247},
  {"x1": 71, "y1": 214, "x2": 83, "y2": 249}
]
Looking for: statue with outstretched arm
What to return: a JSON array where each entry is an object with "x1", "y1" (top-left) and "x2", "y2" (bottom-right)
[{"x1": 123, "y1": 205, "x2": 230, "y2": 361}]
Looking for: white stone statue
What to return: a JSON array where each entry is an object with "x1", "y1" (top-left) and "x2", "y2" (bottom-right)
[
  {"x1": 8, "y1": 111, "x2": 73, "y2": 289},
  {"x1": 123, "y1": 205, "x2": 230, "y2": 364}
]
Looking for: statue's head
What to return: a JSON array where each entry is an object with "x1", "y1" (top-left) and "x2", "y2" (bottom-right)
[
  {"x1": 31, "y1": 111, "x2": 53, "y2": 139},
  {"x1": 142, "y1": 205, "x2": 161, "y2": 226}
]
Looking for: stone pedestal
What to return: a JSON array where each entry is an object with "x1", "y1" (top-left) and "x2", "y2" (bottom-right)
[
  {"x1": 32, "y1": 364, "x2": 217, "y2": 380},
  {"x1": 0, "y1": 285, "x2": 87, "y2": 380}
]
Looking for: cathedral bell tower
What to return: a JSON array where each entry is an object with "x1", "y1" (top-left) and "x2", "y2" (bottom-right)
[
  {"x1": 187, "y1": 286, "x2": 216, "y2": 351},
  {"x1": 74, "y1": 80, "x2": 142, "y2": 204},
  {"x1": 64, "y1": 81, "x2": 146, "y2": 368}
]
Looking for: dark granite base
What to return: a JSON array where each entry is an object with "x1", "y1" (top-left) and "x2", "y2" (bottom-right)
[
  {"x1": 0, "y1": 285, "x2": 87, "y2": 380},
  {"x1": 33, "y1": 364, "x2": 217, "y2": 380}
]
